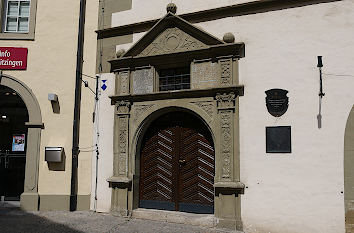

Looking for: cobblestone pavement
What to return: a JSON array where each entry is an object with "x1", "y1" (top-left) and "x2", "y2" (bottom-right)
[{"x1": 0, "y1": 202, "x2": 237, "y2": 233}]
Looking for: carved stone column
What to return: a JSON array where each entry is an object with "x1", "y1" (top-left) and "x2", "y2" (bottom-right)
[
  {"x1": 108, "y1": 100, "x2": 132, "y2": 216},
  {"x1": 214, "y1": 92, "x2": 244, "y2": 231}
]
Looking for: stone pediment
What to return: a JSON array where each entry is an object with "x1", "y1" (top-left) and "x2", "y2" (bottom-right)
[
  {"x1": 137, "y1": 27, "x2": 208, "y2": 57},
  {"x1": 123, "y1": 12, "x2": 224, "y2": 58}
]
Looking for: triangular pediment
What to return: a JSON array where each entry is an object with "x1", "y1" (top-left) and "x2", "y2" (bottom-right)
[{"x1": 123, "y1": 13, "x2": 224, "y2": 58}]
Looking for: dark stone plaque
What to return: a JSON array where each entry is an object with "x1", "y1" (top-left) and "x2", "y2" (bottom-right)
[
  {"x1": 266, "y1": 126, "x2": 291, "y2": 153},
  {"x1": 265, "y1": 89, "x2": 288, "y2": 117}
]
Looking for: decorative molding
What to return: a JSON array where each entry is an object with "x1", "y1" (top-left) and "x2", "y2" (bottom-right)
[
  {"x1": 110, "y1": 43, "x2": 244, "y2": 71},
  {"x1": 119, "y1": 72, "x2": 130, "y2": 95},
  {"x1": 220, "y1": 110, "x2": 232, "y2": 180},
  {"x1": 191, "y1": 101, "x2": 214, "y2": 118},
  {"x1": 116, "y1": 101, "x2": 131, "y2": 115},
  {"x1": 110, "y1": 86, "x2": 244, "y2": 104},
  {"x1": 216, "y1": 92, "x2": 236, "y2": 110},
  {"x1": 138, "y1": 27, "x2": 207, "y2": 57},
  {"x1": 134, "y1": 104, "x2": 154, "y2": 122},
  {"x1": 219, "y1": 59, "x2": 232, "y2": 86}
]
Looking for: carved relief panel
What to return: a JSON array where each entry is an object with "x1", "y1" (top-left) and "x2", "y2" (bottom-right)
[
  {"x1": 216, "y1": 92, "x2": 236, "y2": 181},
  {"x1": 116, "y1": 71, "x2": 130, "y2": 95},
  {"x1": 114, "y1": 101, "x2": 131, "y2": 177},
  {"x1": 219, "y1": 59, "x2": 233, "y2": 86},
  {"x1": 191, "y1": 61, "x2": 219, "y2": 89},
  {"x1": 132, "y1": 68, "x2": 154, "y2": 95},
  {"x1": 138, "y1": 27, "x2": 207, "y2": 57}
]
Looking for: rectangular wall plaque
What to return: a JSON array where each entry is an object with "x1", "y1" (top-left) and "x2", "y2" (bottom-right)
[
  {"x1": 266, "y1": 126, "x2": 291, "y2": 153},
  {"x1": 0, "y1": 47, "x2": 28, "y2": 70}
]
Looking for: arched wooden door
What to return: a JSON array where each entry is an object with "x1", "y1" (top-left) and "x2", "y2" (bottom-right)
[{"x1": 139, "y1": 112, "x2": 215, "y2": 214}]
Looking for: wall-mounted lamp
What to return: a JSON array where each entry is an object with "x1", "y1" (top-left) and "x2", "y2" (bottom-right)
[
  {"x1": 48, "y1": 93, "x2": 58, "y2": 102},
  {"x1": 317, "y1": 56, "x2": 325, "y2": 98},
  {"x1": 48, "y1": 93, "x2": 60, "y2": 114}
]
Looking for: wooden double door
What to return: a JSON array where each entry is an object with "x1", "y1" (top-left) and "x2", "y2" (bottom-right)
[{"x1": 139, "y1": 112, "x2": 215, "y2": 214}]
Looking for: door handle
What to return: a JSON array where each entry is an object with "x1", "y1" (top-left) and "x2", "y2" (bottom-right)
[{"x1": 179, "y1": 159, "x2": 186, "y2": 165}]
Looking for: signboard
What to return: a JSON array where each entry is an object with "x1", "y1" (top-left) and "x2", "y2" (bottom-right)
[
  {"x1": 12, "y1": 134, "x2": 26, "y2": 152},
  {"x1": 0, "y1": 47, "x2": 28, "y2": 70}
]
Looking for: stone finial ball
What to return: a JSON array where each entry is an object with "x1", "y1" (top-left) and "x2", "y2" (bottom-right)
[
  {"x1": 116, "y1": 49, "x2": 126, "y2": 58},
  {"x1": 166, "y1": 3, "x2": 177, "y2": 14},
  {"x1": 223, "y1": 32, "x2": 235, "y2": 43}
]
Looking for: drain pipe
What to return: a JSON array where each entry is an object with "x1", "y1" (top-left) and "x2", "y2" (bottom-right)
[{"x1": 70, "y1": 0, "x2": 87, "y2": 212}]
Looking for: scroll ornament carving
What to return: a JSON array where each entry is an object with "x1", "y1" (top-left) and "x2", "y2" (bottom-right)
[
  {"x1": 138, "y1": 27, "x2": 207, "y2": 57},
  {"x1": 191, "y1": 101, "x2": 214, "y2": 118},
  {"x1": 134, "y1": 104, "x2": 154, "y2": 122},
  {"x1": 220, "y1": 60, "x2": 232, "y2": 85},
  {"x1": 118, "y1": 116, "x2": 128, "y2": 175},
  {"x1": 119, "y1": 72, "x2": 129, "y2": 95},
  {"x1": 216, "y1": 92, "x2": 236, "y2": 109},
  {"x1": 220, "y1": 111, "x2": 232, "y2": 179},
  {"x1": 116, "y1": 101, "x2": 131, "y2": 115}
]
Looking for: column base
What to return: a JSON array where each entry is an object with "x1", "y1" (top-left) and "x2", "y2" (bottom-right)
[{"x1": 20, "y1": 192, "x2": 39, "y2": 211}]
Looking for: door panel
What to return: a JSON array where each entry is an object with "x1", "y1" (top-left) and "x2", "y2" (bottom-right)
[
  {"x1": 179, "y1": 128, "x2": 214, "y2": 213},
  {"x1": 139, "y1": 112, "x2": 215, "y2": 214},
  {"x1": 139, "y1": 127, "x2": 176, "y2": 210},
  {"x1": 0, "y1": 152, "x2": 26, "y2": 200}
]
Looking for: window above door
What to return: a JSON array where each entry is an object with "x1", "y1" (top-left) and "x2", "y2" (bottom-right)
[
  {"x1": 0, "y1": 0, "x2": 37, "y2": 40},
  {"x1": 158, "y1": 67, "x2": 190, "y2": 91}
]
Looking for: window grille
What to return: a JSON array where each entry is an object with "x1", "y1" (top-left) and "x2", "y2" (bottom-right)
[
  {"x1": 159, "y1": 67, "x2": 190, "y2": 91},
  {"x1": 4, "y1": 0, "x2": 30, "y2": 33}
]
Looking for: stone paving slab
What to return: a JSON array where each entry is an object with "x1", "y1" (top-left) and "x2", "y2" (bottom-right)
[{"x1": 0, "y1": 202, "x2": 239, "y2": 233}]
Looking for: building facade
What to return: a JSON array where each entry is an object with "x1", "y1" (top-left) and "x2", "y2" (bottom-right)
[
  {"x1": 0, "y1": 0, "x2": 98, "y2": 211},
  {"x1": 93, "y1": 0, "x2": 354, "y2": 233}
]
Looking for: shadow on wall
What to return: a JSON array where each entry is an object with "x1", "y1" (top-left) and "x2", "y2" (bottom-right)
[{"x1": 0, "y1": 202, "x2": 82, "y2": 233}]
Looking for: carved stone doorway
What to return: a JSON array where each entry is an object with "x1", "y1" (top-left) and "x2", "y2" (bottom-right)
[{"x1": 139, "y1": 111, "x2": 215, "y2": 214}]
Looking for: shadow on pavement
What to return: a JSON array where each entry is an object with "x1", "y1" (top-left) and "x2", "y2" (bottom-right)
[{"x1": 0, "y1": 201, "x2": 83, "y2": 233}]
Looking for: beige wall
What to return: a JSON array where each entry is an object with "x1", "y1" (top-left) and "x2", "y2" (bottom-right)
[{"x1": 0, "y1": 0, "x2": 98, "y2": 203}]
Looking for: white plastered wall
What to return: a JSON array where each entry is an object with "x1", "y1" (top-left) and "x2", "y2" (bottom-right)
[
  {"x1": 98, "y1": 1, "x2": 354, "y2": 232},
  {"x1": 192, "y1": 1, "x2": 353, "y2": 232},
  {"x1": 111, "y1": 0, "x2": 262, "y2": 27},
  {"x1": 90, "y1": 73, "x2": 115, "y2": 212}
]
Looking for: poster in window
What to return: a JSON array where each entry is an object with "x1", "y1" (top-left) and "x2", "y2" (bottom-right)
[{"x1": 12, "y1": 134, "x2": 26, "y2": 152}]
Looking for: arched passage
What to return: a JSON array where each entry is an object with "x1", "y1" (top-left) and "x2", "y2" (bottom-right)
[
  {"x1": 0, "y1": 74, "x2": 42, "y2": 211},
  {"x1": 0, "y1": 86, "x2": 28, "y2": 200},
  {"x1": 137, "y1": 110, "x2": 215, "y2": 214}
]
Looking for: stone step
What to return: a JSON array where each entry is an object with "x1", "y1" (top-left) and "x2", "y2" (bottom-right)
[{"x1": 131, "y1": 208, "x2": 243, "y2": 232}]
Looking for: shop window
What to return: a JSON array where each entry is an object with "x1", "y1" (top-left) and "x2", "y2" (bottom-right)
[
  {"x1": 0, "y1": 0, "x2": 36, "y2": 40},
  {"x1": 159, "y1": 67, "x2": 190, "y2": 91}
]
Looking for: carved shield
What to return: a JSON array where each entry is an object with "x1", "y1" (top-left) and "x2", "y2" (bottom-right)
[{"x1": 265, "y1": 89, "x2": 289, "y2": 117}]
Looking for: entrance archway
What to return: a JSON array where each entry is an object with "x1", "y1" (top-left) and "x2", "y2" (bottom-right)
[
  {"x1": 345, "y1": 105, "x2": 354, "y2": 232},
  {"x1": 0, "y1": 74, "x2": 42, "y2": 211},
  {"x1": 0, "y1": 86, "x2": 28, "y2": 200},
  {"x1": 138, "y1": 111, "x2": 215, "y2": 214}
]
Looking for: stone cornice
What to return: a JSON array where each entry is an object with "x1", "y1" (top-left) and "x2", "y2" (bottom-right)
[
  {"x1": 96, "y1": 0, "x2": 340, "y2": 39},
  {"x1": 109, "y1": 85, "x2": 244, "y2": 105},
  {"x1": 109, "y1": 43, "x2": 245, "y2": 72}
]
